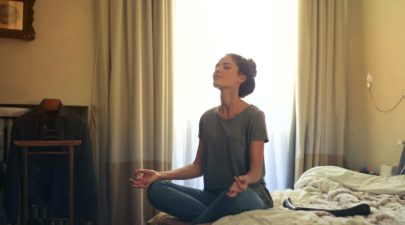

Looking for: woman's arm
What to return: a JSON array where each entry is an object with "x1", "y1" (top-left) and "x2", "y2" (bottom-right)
[
  {"x1": 159, "y1": 140, "x2": 204, "y2": 180},
  {"x1": 245, "y1": 140, "x2": 265, "y2": 183},
  {"x1": 131, "y1": 139, "x2": 204, "y2": 188},
  {"x1": 227, "y1": 140, "x2": 264, "y2": 197}
]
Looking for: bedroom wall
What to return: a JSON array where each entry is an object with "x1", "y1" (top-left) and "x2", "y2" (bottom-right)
[
  {"x1": 346, "y1": 0, "x2": 405, "y2": 173},
  {"x1": 1, "y1": 0, "x2": 403, "y2": 174},
  {"x1": 0, "y1": 0, "x2": 95, "y2": 107}
]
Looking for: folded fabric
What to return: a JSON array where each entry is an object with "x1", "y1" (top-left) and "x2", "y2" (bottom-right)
[{"x1": 283, "y1": 197, "x2": 370, "y2": 217}]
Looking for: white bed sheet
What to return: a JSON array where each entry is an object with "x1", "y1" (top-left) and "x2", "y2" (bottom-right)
[{"x1": 213, "y1": 166, "x2": 405, "y2": 225}]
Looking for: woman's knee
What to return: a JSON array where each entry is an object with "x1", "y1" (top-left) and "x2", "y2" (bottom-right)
[
  {"x1": 147, "y1": 180, "x2": 169, "y2": 204},
  {"x1": 232, "y1": 188, "x2": 267, "y2": 210}
]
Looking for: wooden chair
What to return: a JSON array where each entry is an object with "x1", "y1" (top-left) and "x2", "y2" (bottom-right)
[{"x1": 15, "y1": 140, "x2": 81, "y2": 225}]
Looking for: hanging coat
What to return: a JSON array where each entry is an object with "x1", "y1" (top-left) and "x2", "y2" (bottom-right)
[{"x1": 4, "y1": 106, "x2": 98, "y2": 225}]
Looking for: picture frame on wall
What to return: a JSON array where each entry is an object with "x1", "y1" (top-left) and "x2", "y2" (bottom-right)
[{"x1": 0, "y1": 0, "x2": 35, "y2": 41}]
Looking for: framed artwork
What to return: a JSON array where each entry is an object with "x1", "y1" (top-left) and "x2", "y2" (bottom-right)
[{"x1": 0, "y1": 0, "x2": 35, "y2": 41}]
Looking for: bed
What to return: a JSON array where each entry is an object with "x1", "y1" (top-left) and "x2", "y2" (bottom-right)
[
  {"x1": 148, "y1": 166, "x2": 405, "y2": 225},
  {"x1": 213, "y1": 166, "x2": 405, "y2": 225}
]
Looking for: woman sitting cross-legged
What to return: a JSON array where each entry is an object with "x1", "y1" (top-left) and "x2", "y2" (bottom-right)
[{"x1": 130, "y1": 53, "x2": 273, "y2": 225}]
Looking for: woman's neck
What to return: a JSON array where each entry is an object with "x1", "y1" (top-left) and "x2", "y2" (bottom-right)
[{"x1": 219, "y1": 90, "x2": 248, "y2": 119}]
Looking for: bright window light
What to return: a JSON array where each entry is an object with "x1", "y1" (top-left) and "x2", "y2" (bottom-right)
[{"x1": 173, "y1": 0, "x2": 298, "y2": 190}]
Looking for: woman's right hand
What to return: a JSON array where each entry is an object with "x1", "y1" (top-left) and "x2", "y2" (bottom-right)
[
  {"x1": 227, "y1": 175, "x2": 249, "y2": 198},
  {"x1": 130, "y1": 169, "x2": 161, "y2": 189}
]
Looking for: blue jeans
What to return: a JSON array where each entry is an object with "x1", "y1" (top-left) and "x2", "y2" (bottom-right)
[{"x1": 147, "y1": 180, "x2": 271, "y2": 224}]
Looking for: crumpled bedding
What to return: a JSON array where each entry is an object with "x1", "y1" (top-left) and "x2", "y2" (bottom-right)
[{"x1": 213, "y1": 166, "x2": 405, "y2": 225}]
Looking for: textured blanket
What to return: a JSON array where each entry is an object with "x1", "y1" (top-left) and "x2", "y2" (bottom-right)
[{"x1": 213, "y1": 166, "x2": 405, "y2": 225}]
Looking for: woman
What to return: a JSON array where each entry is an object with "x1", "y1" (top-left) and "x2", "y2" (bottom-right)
[{"x1": 130, "y1": 53, "x2": 273, "y2": 225}]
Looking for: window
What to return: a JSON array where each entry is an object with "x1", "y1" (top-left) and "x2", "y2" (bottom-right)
[{"x1": 173, "y1": 0, "x2": 298, "y2": 190}]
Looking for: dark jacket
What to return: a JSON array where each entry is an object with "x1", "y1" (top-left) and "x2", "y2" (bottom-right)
[{"x1": 4, "y1": 106, "x2": 98, "y2": 225}]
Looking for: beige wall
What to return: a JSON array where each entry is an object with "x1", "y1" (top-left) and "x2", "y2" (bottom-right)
[
  {"x1": 0, "y1": 0, "x2": 95, "y2": 106},
  {"x1": 346, "y1": 0, "x2": 405, "y2": 173},
  {"x1": 1, "y1": 0, "x2": 404, "y2": 173}
]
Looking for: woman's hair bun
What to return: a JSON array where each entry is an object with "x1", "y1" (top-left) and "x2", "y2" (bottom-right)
[{"x1": 247, "y1": 59, "x2": 257, "y2": 77}]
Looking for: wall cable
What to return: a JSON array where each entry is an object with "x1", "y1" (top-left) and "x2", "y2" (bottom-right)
[
  {"x1": 368, "y1": 88, "x2": 405, "y2": 113},
  {"x1": 367, "y1": 73, "x2": 405, "y2": 113}
]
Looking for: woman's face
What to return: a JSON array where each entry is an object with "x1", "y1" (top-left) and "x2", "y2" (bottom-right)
[{"x1": 213, "y1": 55, "x2": 246, "y2": 90}]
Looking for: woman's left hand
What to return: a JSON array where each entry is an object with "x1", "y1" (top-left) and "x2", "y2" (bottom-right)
[{"x1": 227, "y1": 175, "x2": 249, "y2": 198}]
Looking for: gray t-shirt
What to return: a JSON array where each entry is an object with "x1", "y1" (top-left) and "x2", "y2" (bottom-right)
[{"x1": 198, "y1": 105, "x2": 272, "y2": 206}]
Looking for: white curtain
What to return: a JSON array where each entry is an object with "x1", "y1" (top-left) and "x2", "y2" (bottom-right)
[
  {"x1": 172, "y1": 0, "x2": 298, "y2": 191},
  {"x1": 91, "y1": 1, "x2": 173, "y2": 225}
]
